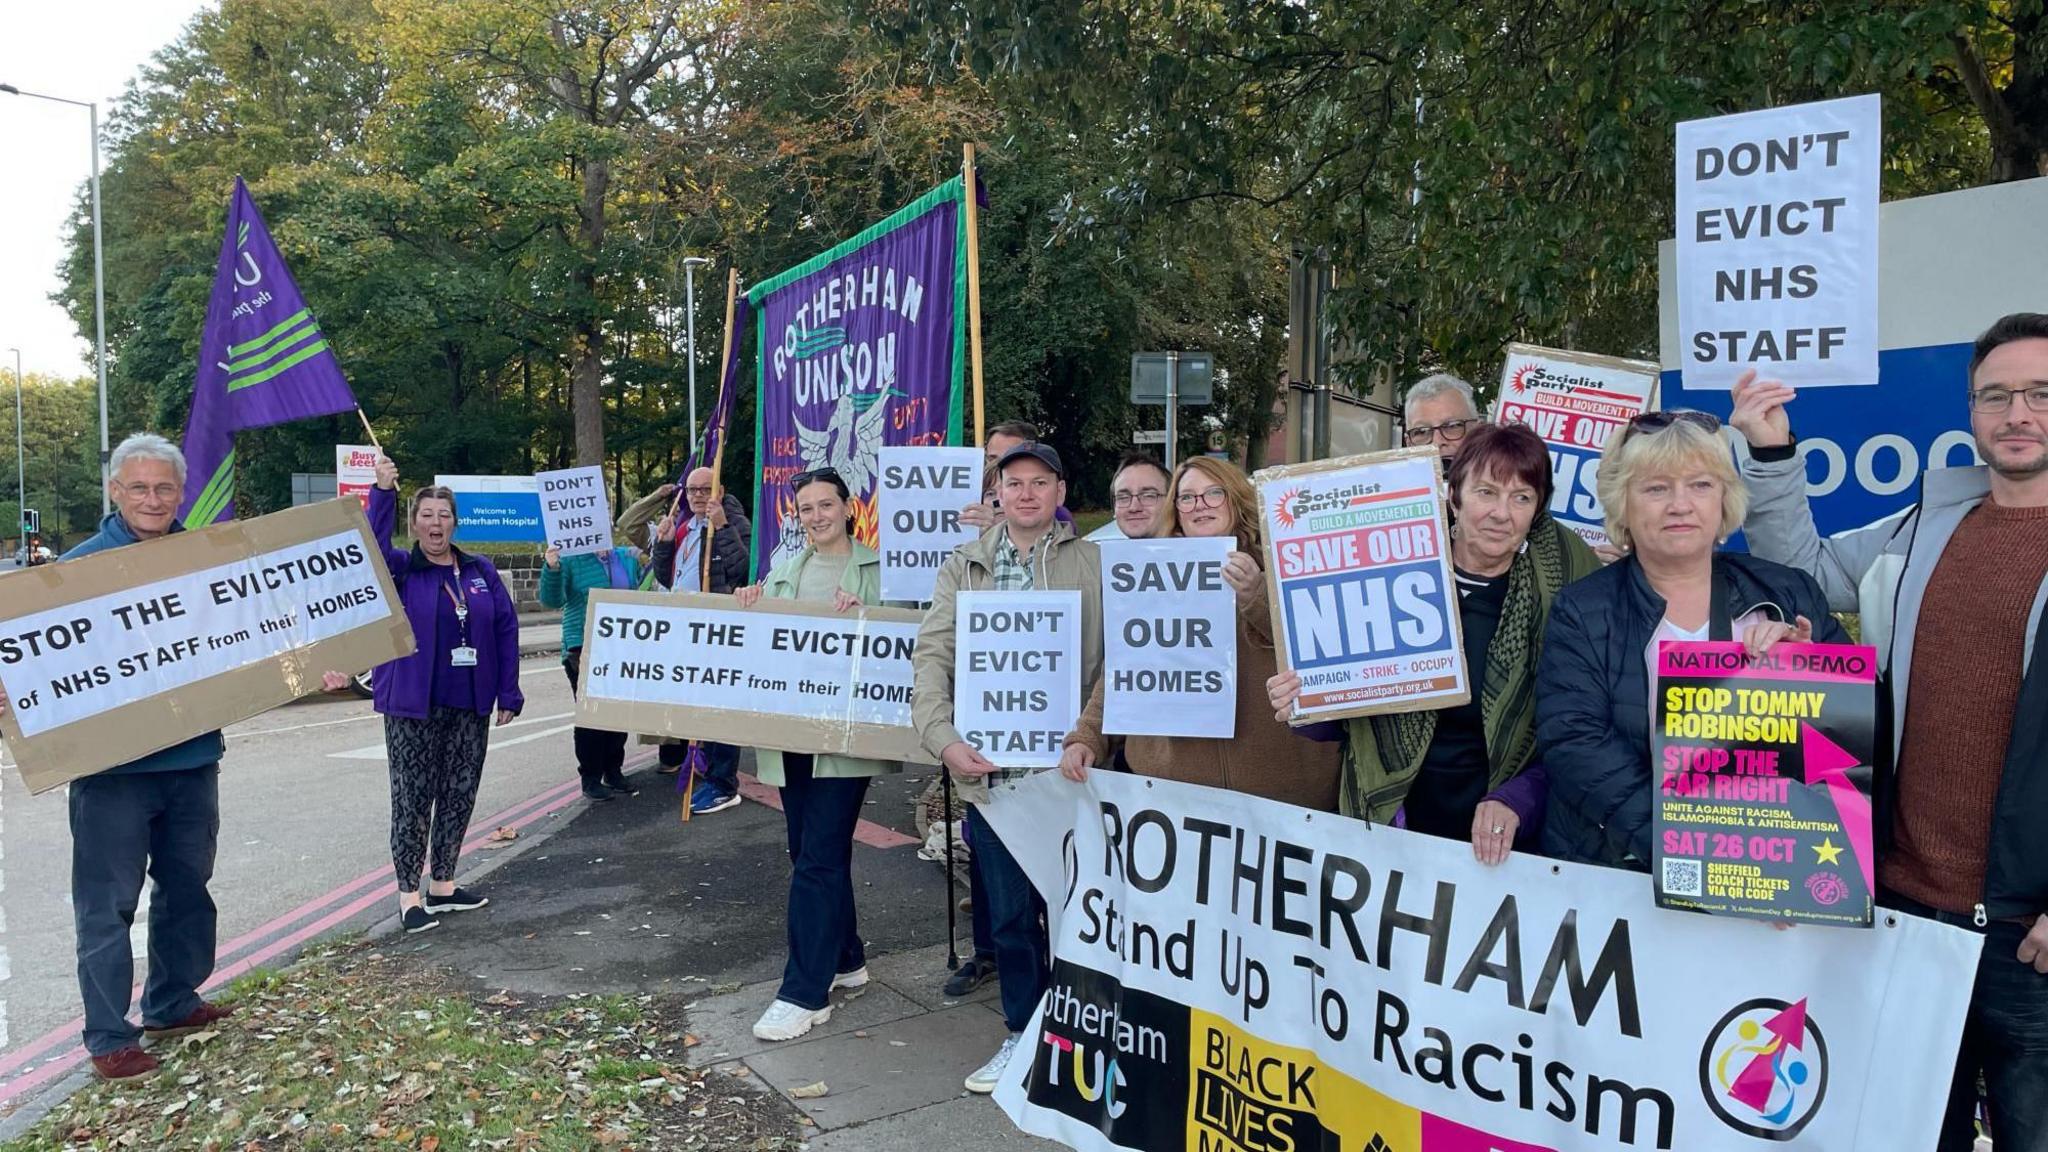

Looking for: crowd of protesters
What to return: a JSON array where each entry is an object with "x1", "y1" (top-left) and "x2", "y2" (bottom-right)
[{"x1": 12, "y1": 312, "x2": 2044, "y2": 1150}]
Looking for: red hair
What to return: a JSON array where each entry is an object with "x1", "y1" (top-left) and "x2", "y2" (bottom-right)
[{"x1": 1447, "y1": 422, "x2": 1554, "y2": 512}]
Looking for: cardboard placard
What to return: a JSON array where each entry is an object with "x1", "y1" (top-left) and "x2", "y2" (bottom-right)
[
  {"x1": 0, "y1": 499, "x2": 415, "y2": 793},
  {"x1": 536, "y1": 465, "x2": 614, "y2": 557},
  {"x1": 1675, "y1": 94, "x2": 1881, "y2": 390},
  {"x1": 573, "y1": 589, "x2": 934, "y2": 764},
  {"x1": 953, "y1": 590, "x2": 1084, "y2": 768},
  {"x1": 1254, "y1": 446, "x2": 1468, "y2": 723},
  {"x1": 877, "y1": 445, "x2": 981, "y2": 602},
  {"x1": 1492, "y1": 343, "x2": 1660, "y2": 549},
  {"x1": 1100, "y1": 537, "x2": 1236, "y2": 738}
]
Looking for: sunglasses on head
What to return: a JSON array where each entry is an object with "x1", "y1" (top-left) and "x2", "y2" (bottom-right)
[
  {"x1": 792, "y1": 467, "x2": 844, "y2": 490},
  {"x1": 1627, "y1": 410, "x2": 1722, "y2": 436}
]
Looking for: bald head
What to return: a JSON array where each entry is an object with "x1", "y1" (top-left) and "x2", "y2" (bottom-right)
[{"x1": 685, "y1": 467, "x2": 718, "y2": 517}]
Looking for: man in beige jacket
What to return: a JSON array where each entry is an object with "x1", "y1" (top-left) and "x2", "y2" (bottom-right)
[{"x1": 912, "y1": 441, "x2": 1102, "y2": 1095}]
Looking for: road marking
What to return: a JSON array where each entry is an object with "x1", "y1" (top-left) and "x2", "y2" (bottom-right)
[
  {"x1": 326, "y1": 712, "x2": 576, "y2": 760},
  {"x1": 227, "y1": 711, "x2": 382, "y2": 740}
]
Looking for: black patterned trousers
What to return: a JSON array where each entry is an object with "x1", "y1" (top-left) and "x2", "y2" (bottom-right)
[{"x1": 385, "y1": 707, "x2": 490, "y2": 892}]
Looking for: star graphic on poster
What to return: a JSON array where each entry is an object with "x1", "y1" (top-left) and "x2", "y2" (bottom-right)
[{"x1": 1813, "y1": 837, "x2": 1844, "y2": 865}]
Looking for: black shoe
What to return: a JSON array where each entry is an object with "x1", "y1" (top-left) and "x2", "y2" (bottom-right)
[
  {"x1": 581, "y1": 780, "x2": 615, "y2": 801},
  {"x1": 423, "y1": 886, "x2": 489, "y2": 914},
  {"x1": 401, "y1": 906, "x2": 439, "y2": 935},
  {"x1": 601, "y1": 770, "x2": 638, "y2": 796},
  {"x1": 943, "y1": 956, "x2": 998, "y2": 998}
]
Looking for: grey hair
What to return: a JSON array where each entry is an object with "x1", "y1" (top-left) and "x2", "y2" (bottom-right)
[
  {"x1": 108, "y1": 433, "x2": 187, "y2": 487},
  {"x1": 1403, "y1": 373, "x2": 1480, "y2": 423}
]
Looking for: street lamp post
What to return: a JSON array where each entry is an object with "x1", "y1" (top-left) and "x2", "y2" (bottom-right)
[
  {"x1": 9, "y1": 347, "x2": 22, "y2": 541},
  {"x1": 1, "y1": 83, "x2": 110, "y2": 512},
  {"x1": 682, "y1": 256, "x2": 712, "y2": 454}
]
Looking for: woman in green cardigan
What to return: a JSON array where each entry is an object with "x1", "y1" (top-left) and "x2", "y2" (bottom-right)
[{"x1": 731, "y1": 466, "x2": 901, "y2": 1042}]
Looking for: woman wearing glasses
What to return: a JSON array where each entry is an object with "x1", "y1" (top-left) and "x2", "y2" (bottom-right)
[
  {"x1": 1265, "y1": 423, "x2": 1601, "y2": 862},
  {"x1": 1535, "y1": 410, "x2": 1845, "y2": 870},
  {"x1": 728, "y1": 467, "x2": 900, "y2": 1042},
  {"x1": 1058, "y1": 457, "x2": 1342, "y2": 808}
]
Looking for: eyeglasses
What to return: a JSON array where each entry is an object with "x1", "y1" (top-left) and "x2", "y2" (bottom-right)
[
  {"x1": 1969, "y1": 385, "x2": 2048, "y2": 414},
  {"x1": 119, "y1": 483, "x2": 181, "y2": 502},
  {"x1": 791, "y1": 467, "x2": 843, "y2": 490},
  {"x1": 1176, "y1": 486, "x2": 1228, "y2": 510},
  {"x1": 1627, "y1": 410, "x2": 1722, "y2": 435},
  {"x1": 684, "y1": 485, "x2": 715, "y2": 497},
  {"x1": 1403, "y1": 418, "x2": 1476, "y2": 446},
  {"x1": 1113, "y1": 488, "x2": 1165, "y2": 508}
]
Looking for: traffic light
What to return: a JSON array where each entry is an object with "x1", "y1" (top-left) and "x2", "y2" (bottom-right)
[{"x1": 20, "y1": 508, "x2": 38, "y2": 536}]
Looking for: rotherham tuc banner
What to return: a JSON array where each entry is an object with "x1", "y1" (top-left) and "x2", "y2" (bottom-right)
[
  {"x1": 980, "y1": 771, "x2": 1976, "y2": 1152},
  {"x1": 747, "y1": 178, "x2": 968, "y2": 578}
]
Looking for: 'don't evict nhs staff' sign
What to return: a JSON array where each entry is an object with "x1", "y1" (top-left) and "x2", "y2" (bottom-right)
[{"x1": 1660, "y1": 178, "x2": 2048, "y2": 535}]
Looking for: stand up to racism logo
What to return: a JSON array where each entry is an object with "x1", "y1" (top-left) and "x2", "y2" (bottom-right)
[{"x1": 1698, "y1": 997, "x2": 1829, "y2": 1140}]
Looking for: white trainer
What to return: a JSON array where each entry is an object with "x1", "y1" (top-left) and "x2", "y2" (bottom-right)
[
  {"x1": 752, "y1": 999, "x2": 831, "y2": 1042},
  {"x1": 830, "y1": 966, "x2": 870, "y2": 991},
  {"x1": 964, "y1": 1032, "x2": 1022, "y2": 1094}
]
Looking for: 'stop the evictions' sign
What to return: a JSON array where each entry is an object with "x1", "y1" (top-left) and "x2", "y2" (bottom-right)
[{"x1": 0, "y1": 500, "x2": 414, "y2": 793}]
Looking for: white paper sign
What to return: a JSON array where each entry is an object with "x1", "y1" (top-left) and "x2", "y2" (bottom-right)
[
  {"x1": 878, "y1": 445, "x2": 981, "y2": 602},
  {"x1": 335, "y1": 444, "x2": 377, "y2": 508},
  {"x1": 0, "y1": 530, "x2": 397, "y2": 738},
  {"x1": 1101, "y1": 537, "x2": 1236, "y2": 738},
  {"x1": 954, "y1": 589, "x2": 1082, "y2": 768},
  {"x1": 536, "y1": 465, "x2": 614, "y2": 556},
  {"x1": 1676, "y1": 93, "x2": 1881, "y2": 389}
]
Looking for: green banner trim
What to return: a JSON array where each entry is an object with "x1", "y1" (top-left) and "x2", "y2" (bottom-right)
[
  {"x1": 746, "y1": 177, "x2": 966, "y2": 304},
  {"x1": 224, "y1": 321, "x2": 320, "y2": 375},
  {"x1": 226, "y1": 340, "x2": 332, "y2": 392},
  {"x1": 226, "y1": 307, "x2": 313, "y2": 358},
  {"x1": 183, "y1": 449, "x2": 237, "y2": 528}
]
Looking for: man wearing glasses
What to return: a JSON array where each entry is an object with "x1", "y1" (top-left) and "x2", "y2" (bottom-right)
[
  {"x1": 1734, "y1": 312, "x2": 2048, "y2": 1152},
  {"x1": 1085, "y1": 452, "x2": 1175, "y2": 542},
  {"x1": 651, "y1": 466, "x2": 754, "y2": 812},
  {"x1": 1401, "y1": 373, "x2": 1483, "y2": 464}
]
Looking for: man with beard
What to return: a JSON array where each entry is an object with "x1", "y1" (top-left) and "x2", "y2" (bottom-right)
[{"x1": 1733, "y1": 312, "x2": 2048, "y2": 1152}]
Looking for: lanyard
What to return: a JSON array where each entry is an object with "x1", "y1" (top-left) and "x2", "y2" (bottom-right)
[{"x1": 441, "y1": 571, "x2": 470, "y2": 641}]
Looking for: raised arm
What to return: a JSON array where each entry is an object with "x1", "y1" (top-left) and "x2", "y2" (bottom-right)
[{"x1": 367, "y1": 459, "x2": 409, "y2": 573}]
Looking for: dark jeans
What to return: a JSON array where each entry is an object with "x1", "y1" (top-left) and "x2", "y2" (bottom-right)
[
  {"x1": 70, "y1": 765, "x2": 220, "y2": 1056},
  {"x1": 969, "y1": 844, "x2": 995, "y2": 963},
  {"x1": 563, "y1": 648, "x2": 627, "y2": 784},
  {"x1": 776, "y1": 754, "x2": 871, "y2": 1010},
  {"x1": 1889, "y1": 893, "x2": 2048, "y2": 1151},
  {"x1": 967, "y1": 802, "x2": 1047, "y2": 1033}
]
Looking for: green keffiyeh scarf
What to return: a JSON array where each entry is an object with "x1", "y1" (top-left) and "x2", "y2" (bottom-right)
[{"x1": 1337, "y1": 515, "x2": 1601, "y2": 822}]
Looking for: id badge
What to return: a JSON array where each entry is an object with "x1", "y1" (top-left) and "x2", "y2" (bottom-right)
[{"x1": 450, "y1": 646, "x2": 479, "y2": 668}]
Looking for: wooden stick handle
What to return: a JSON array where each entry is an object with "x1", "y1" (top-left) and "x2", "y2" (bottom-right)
[
  {"x1": 962, "y1": 143, "x2": 986, "y2": 448},
  {"x1": 356, "y1": 407, "x2": 382, "y2": 450}
]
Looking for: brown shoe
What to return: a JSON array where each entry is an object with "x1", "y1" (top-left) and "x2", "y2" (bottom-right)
[
  {"x1": 143, "y1": 1000, "x2": 235, "y2": 1040},
  {"x1": 90, "y1": 1047, "x2": 159, "y2": 1081}
]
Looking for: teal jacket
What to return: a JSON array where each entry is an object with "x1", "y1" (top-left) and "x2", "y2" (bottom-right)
[
  {"x1": 753, "y1": 542, "x2": 902, "y2": 787},
  {"x1": 539, "y1": 548, "x2": 644, "y2": 651}
]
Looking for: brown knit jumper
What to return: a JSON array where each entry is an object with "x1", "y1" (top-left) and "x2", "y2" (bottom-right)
[{"x1": 1880, "y1": 500, "x2": 2048, "y2": 914}]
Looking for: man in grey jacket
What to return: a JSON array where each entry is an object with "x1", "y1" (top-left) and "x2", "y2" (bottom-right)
[{"x1": 1733, "y1": 312, "x2": 2048, "y2": 1152}]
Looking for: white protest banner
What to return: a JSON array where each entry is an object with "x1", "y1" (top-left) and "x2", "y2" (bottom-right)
[
  {"x1": 954, "y1": 589, "x2": 1082, "y2": 768},
  {"x1": 574, "y1": 589, "x2": 932, "y2": 763},
  {"x1": 983, "y1": 770, "x2": 1975, "y2": 1152},
  {"x1": 1101, "y1": 537, "x2": 1236, "y2": 738},
  {"x1": 1256, "y1": 447, "x2": 1466, "y2": 722},
  {"x1": 0, "y1": 500, "x2": 413, "y2": 793},
  {"x1": 536, "y1": 465, "x2": 614, "y2": 556},
  {"x1": 1676, "y1": 94, "x2": 1881, "y2": 390},
  {"x1": 1494, "y1": 344, "x2": 1660, "y2": 548},
  {"x1": 335, "y1": 444, "x2": 377, "y2": 509},
  {"x1": 878, "y1": 445, "x2": 981, "y2": 602}
]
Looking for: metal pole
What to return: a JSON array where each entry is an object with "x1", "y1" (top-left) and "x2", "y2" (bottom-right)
[
  {"x1": 89, "y1": 101, "x2": 108, "y2": 512},
  {"x1": 1312, "y1": 256, "x2": 1333, "y2": 460},
  {"x1": 11, "y1": 348, "x2": 22, "y2": 539},
  {"x1": 685, "y1": 260, "x2": 700, "y2": 452},
  {"x1": 1165, "y1": 350, "x2": 1180, "y2": 473}
]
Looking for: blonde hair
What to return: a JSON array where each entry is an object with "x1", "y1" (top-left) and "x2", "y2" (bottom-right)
[
  {"x1": 1597, "y1": 418, "x2": 1748, "y2": 551},
  {"x1": 1170, "y1": 456, "x2": 1262, "y2": 553}
]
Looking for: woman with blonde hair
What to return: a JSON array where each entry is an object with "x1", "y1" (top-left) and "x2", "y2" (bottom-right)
[
  {"x1": 1059, "y1": 456, "x2": 1341, "y2": 809},
  {"x1": 1536, "y1": 411, "x2": 1845, "y2": 869}
]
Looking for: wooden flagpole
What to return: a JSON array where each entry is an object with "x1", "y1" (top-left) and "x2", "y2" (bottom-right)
[
  {"x1": 962, "y1": 143, "x2": 987, "y2": 447},
  {"x1": 356, "y1": 408, "x2": 382, "y2": 450},
  {"x1": 682, "y1": 267, "x2": 743, "y2": 824}
]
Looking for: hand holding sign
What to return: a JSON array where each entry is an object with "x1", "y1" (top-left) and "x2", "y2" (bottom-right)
[
  {"x1": 1728, "y1": 368, "x2": 1797, "y2": 449},
  {"x1": 374, "y1": 454, "x2": 398, "y2": 490},
  {"x1": 942, "y1": 739, "x2": 1000, "y2": 779}
]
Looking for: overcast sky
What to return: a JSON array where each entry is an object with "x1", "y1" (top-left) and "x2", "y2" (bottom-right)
[{"x1": 1, "y1": 1, "x2": 211, "y2": 382}]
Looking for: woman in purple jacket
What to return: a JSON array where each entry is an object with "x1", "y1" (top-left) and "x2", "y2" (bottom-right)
[{"x1": 324, "y1": 455, "x2": 522, "y2": 933}]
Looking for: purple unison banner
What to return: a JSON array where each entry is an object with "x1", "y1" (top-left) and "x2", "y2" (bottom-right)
[{"x1": 747, "y1": 177, "x2": 967, "y2": 578}]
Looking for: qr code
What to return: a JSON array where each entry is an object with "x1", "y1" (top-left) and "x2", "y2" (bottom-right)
[{"x1": 1662, "y1": 858, "x2": 1704, "y2": 897}]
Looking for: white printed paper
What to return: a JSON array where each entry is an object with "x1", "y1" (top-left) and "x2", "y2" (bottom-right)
[
  {"x1": 1494, "y1": 344, "x2": 1659, "y2": 548},
  {"x1": 1101, "y1": 537, "x2": 1236, "y2": 738},
  {"x1": 536, "y1": 465, "x2": 614, "y2": 556},
  {"x1": 877, "y1": 445, "x2": 982, "y2": 602},
  {"x1": 1676, "y1": 94, "x2": 1881, "y2": 389},
  {"x1": 954, "y1": 589, "x2": 1083, "y2": 768}
]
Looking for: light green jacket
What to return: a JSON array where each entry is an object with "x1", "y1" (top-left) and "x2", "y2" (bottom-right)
[{"x1": 753, "y1": 541, "x2": 903, "y2": 786}]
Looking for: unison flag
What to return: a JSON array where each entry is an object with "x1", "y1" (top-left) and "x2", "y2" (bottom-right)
[
  {"x1": 747, "y1": 177, "x2": 968, "y2": 578},
  {"x1": 180, "y1": 177, "x2": 359, "y2": 526},
  {"x1": 681, "y1": 293, "x2": 752, "y2": 488}
]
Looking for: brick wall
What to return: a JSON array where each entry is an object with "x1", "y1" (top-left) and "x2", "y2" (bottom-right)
[{"x1": 475, "y1": 550, "x2": 546, "y2": 614}]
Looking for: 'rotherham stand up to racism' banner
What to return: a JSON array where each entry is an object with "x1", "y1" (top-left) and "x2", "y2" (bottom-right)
[{"x1": 982, "y1": 771, "x2": 1975, "y2": 1152}]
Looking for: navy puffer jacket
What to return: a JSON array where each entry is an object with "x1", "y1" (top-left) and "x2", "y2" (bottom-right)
[{"x1": 1536, "y1": 552, "x2": 1847, "y2": 869}]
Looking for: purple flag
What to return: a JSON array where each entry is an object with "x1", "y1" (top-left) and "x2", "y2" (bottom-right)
[
  {"x1": 180, "y1": 177, "x2": 359, "y2": 526},
  {"x1": 747, "y1": 177, "x2": 968, "y2": 577},
  {"x1": 681, "y1": 293, "x2": 752, "y2": 488}
]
